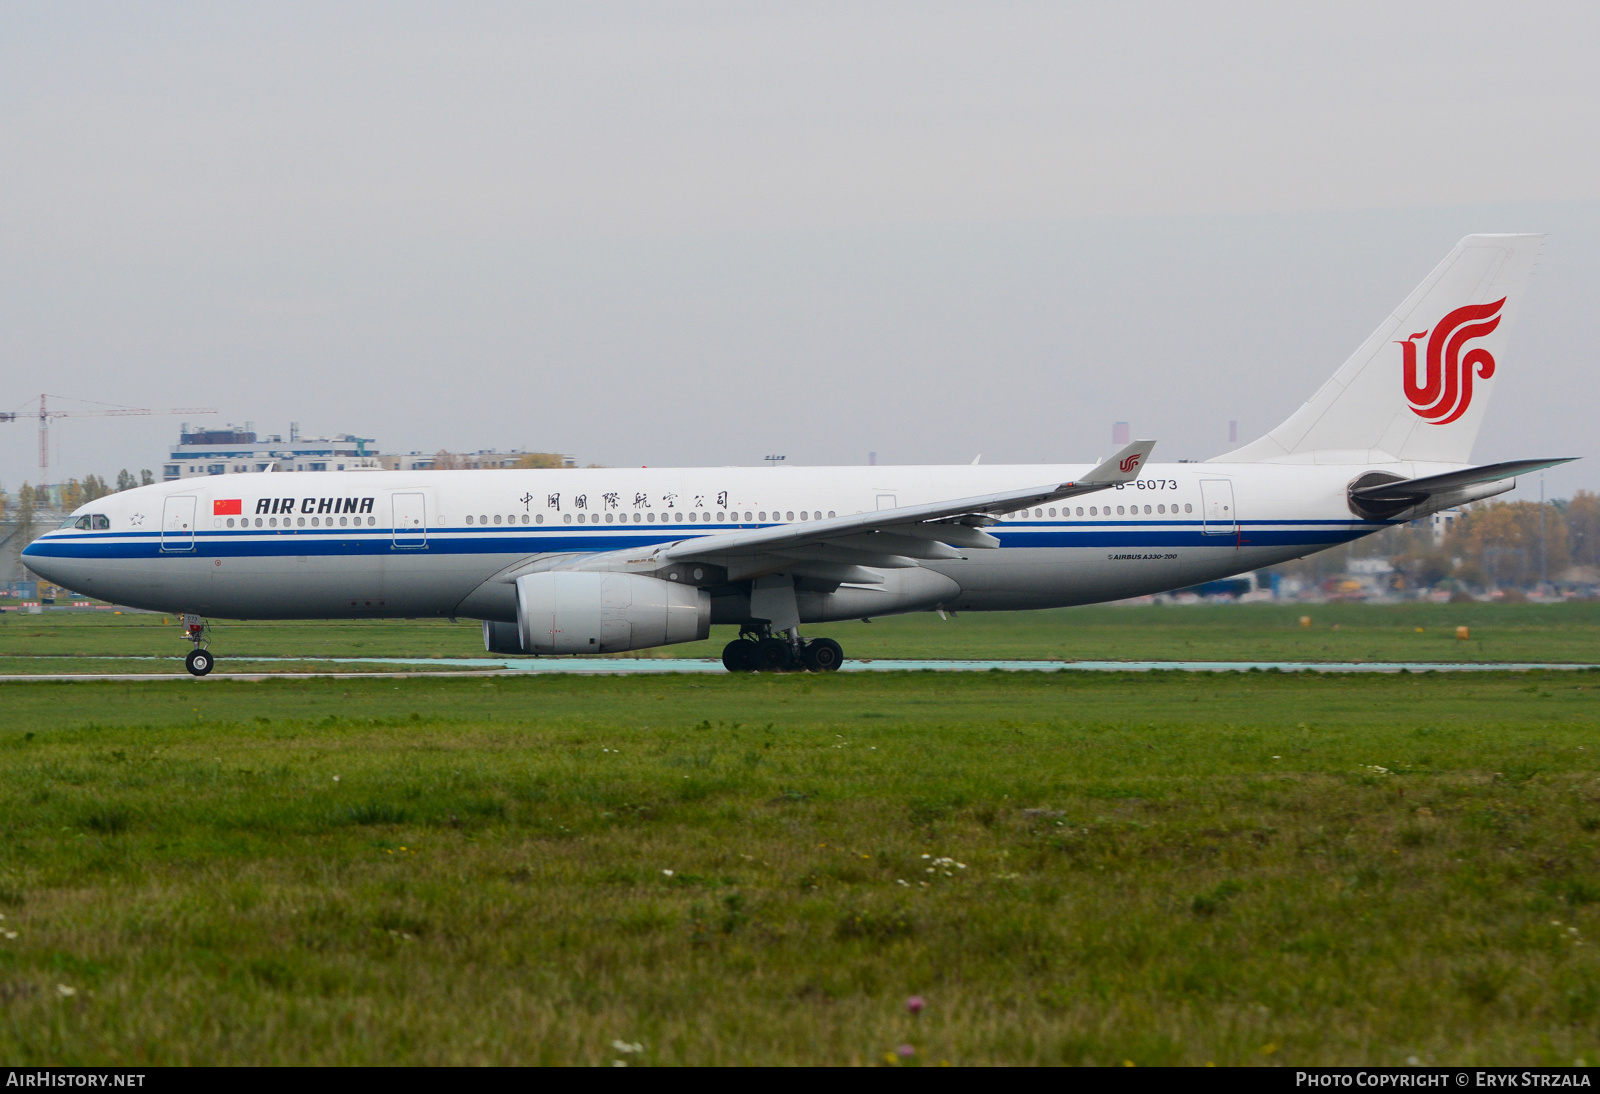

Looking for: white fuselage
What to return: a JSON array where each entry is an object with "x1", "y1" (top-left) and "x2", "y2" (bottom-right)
[{"x1": 24, "y1": 460, "x2": 1421, "y2": 625}]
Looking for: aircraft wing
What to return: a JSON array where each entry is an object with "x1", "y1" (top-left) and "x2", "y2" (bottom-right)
[{"x1": 638, "y1": 440, "x2": 1157, "y2": 582}]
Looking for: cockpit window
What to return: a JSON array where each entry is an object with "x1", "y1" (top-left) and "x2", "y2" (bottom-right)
[
  {"x1": 91, "y1": 514, "x2": 110, "y2": 530},
  {"x1": 73, "y1": 516, "x2": 91, "y2": 530}
]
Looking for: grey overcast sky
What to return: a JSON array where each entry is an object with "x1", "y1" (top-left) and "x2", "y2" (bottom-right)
[{"x1": 3, "y1": 1, "x2": 1597, "y2": 498}]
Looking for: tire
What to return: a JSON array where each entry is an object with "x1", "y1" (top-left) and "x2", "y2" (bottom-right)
[
  {"x1": 185, "y1": 649, "x2": 214, "y2": 677},
  {"x1": 802, "y1": 637, "x2": 844, "y2": 672},
  {"x1": 721, "y1": 639, "x2": 758, "y2": 673},
  {"x1": 755, "y1": 637, "x2": 794, "y2": 672}
]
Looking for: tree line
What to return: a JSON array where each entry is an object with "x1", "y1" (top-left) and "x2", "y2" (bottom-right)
[
  {"x1": 0, "y1": 470, "x2": 155, "y2": 524},
  {"x1": 1273, "y1": 493, "x2": 1600, "y2": 592}
]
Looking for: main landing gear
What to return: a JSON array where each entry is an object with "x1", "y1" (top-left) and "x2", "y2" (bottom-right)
[
  {"x1": 721, "y1": 626, "x2": 843, "y2": 673},
  {"x1": 181, "y1": 614, "x2": 215, "y2": 676}
]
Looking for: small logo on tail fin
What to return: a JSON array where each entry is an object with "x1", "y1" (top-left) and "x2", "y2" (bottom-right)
[
  {"x1": 1400, "y1": 298, "x2": 1505, "y2": 425},
  {"x1": 1119, "y1": 453, "x2": 1143, "y2": 474}
]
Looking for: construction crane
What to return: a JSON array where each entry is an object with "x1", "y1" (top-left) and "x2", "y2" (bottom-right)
[{"x1": 1, "y1": 394, "x2": 218, "y2": 477}]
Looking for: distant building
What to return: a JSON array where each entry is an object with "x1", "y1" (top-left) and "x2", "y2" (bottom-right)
[
  {"x1": 1429, "y1": 508, "x2": 1462, "y2": 546},
  {"x1": 377, "y1": 450, "x2": 577, "y2": 471},
  {"x1": 162, "y1": 424, "x2": 574, "y2": 479},
  {"x1": 162, "y1": 423, "x2": 376, "y2": 480}
]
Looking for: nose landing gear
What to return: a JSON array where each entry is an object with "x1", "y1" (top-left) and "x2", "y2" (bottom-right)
[
  {"x1": 721, "y1": 626, "x2": 843, "y2": 674},
  {"x1": 182, "y1": 614, "x2": 215, "y2": 676}
]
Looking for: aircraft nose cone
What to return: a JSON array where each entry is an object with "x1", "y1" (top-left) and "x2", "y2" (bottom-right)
[{"x1": 20, "y1": 537, "x2": 71, "y2": 586}]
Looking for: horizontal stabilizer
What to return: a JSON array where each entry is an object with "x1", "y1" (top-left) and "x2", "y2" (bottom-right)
[
  {"x1": 1348, "y1": 457, "x2": 1576, "y2": 520},
  {"x1": 1351, "y1": 458, "x2": 1576, "y2": 502}
]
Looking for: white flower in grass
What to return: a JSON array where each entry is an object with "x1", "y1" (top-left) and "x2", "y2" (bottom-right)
[
  {"x1": 2, "y1": 931, "x2": 16, "y2": 940},
  {"x1": 56, "y1": 985, "x2": 76, "y2": 997},
  {"x1": 611, "y1": 1040, "x2": 643, "y2": 1054},
  {"x1": 332, "y1": 775, "x2": 340, "y2": 782},
  {"x1": 662, "y1": 869, "x2": 673, "y2": 877}
]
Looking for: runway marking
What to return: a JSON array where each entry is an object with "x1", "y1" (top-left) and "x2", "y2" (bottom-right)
[{"x1": 1, "y1": 658, "x2": 1597, "y2": 682}]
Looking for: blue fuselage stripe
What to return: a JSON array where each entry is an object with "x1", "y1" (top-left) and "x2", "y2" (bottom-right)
[{"x1": 24, "y1": 519, "x2": 1382, "y2": 560}]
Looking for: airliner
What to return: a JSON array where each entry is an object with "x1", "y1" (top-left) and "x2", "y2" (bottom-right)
[{"x1": 23, "y1": 234, "x2": 1573, "y2": 675}]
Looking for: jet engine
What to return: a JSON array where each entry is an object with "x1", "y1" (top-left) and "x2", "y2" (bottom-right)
[{"x1": 511, "y1": 571, "x2": 710, "y2": 654}]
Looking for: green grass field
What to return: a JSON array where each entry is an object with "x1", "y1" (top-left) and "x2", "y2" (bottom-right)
[
  {"x1": 1, "y1": 669, "x2": 1597, "y2": 1064},
  {"x1": 3, "y1": 601, "x2": 1599, "y2": 673}
]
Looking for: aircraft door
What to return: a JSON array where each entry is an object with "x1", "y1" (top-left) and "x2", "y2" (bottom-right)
[
  {"x1": 391, "y1": 492, "x2": 427, "y2": 548},
  {"x1": 161, "y1": 496, "x2": 197, "y2": 552},
  {"x1": 1199, "y1": 479, "x2": 1237, "y2": 536}
]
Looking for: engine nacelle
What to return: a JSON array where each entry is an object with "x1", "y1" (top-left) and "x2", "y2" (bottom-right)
[{"x1": 515, "y1": 571, "x2": 710, "y2": 654}]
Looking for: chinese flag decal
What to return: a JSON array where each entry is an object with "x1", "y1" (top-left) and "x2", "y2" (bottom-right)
[{"x1": 213, "y1": 499, "x2": 242, "y2": 516}]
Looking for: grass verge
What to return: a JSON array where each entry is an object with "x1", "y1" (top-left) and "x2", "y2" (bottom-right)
[{"x1": 0, "y1": 670, "x2": 1596, "y2": 1064}]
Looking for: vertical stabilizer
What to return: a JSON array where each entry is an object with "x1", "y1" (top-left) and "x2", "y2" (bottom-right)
[{"x1": 1213, "y1": 234, "x2": 1543, "y2": 465}]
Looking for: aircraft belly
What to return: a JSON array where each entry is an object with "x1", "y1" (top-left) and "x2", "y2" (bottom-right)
[
  {"x1": 60, "y1": 546, "x2": 508, "y2": 620},
  {"x1": 932, "y1": 539, "x2": 1349, "y2": 610}
]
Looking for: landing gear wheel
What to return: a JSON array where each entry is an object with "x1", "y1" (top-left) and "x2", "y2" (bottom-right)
[
  {"x1": 802, "y1": 638, "x2": 844, "y2": 672},
  {"x1": 755, "y1": 637, "x2": 794, "y2": 672},
  {"x1": 721, "y1": 639, "x2": 759, "y2": 673},
  {"x1": 185, "y1": 649, "x2": 214, "y2": 677}
]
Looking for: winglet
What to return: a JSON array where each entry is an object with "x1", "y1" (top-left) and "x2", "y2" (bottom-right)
[{"x1": 1079, "y1": 440, "x2": 1157, "y2": 485}]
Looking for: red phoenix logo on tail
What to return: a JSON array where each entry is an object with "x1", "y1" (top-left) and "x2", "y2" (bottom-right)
[
  {"x1": 1119, "y1": 452, "x2": 1143, "y2": 474},
  {"x1": 1399, "y1": 297, "x2": 1504, "y2": 425}
]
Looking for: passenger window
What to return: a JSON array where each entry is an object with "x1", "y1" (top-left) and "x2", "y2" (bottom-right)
[
  {"x1": 536, "y1": 514, "x2": 544, "y2": 524},
  {"x1": 1076, "y1": 507, "x2": 1083, "y2": 516},
  {"x1": 786, "y1": 511, "x2": 794, "y2": 521},
  {"x1": 827, "y1": 511, "x2": 835, "y2": 518},
  {"x1": 1116, "y1": 506, "x2": 1125, "y2": 515},
  {"x1": 564, "y1": 514, "x2": 573, "y2": 524},
  {"x1": 759, "y1": 512, "x2": 767, "y2": 521},
  {"x1": 466, "y1": 515, "x2": 474, "y2": 524},
  {"x1": 1185, "y1": 503, "x2": 1193, "y2": 513},
  {"x1": 1144, "y1": 505, "x2": 1151, "y2": 515},
  {"x1": 675, "y1": 512, "x2": 684, "y2": 522},
  {"x1": 1088, "y1": 506, "x2": 1097, "y2": 516}
]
